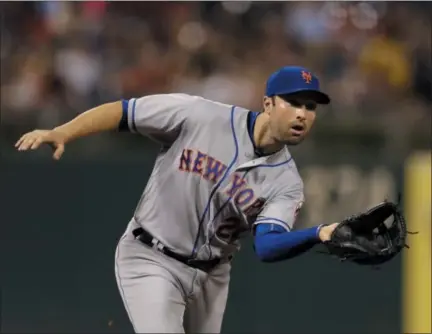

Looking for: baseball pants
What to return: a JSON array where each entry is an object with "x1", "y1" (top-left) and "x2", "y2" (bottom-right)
[{"x1": 114, "y1": 220, "x2": 231, "y2": 333}]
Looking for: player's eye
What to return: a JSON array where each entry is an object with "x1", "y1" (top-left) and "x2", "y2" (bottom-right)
[
  {"x1": 286, "y1": 99, "x2": 302, "y2": 108},
  {"x1": 305, "y1": 102, "x2": 317, "y2": 111},
  {"x1": 287, "y1": 99, "x2": 317, "y2": 111}
]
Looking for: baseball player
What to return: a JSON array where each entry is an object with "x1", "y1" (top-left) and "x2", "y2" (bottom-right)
[{"x1": 16, "y1": 66, "x2": 340, "y2": 333}]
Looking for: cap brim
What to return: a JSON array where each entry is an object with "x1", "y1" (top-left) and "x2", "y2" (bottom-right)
[{"x1": 279, "y1": 89, "x2": 331, "y2": 105}]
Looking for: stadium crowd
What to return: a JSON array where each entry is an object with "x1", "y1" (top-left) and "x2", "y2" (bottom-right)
[{"x1": 1, "y1": 2, "x2": 430, "y2": 151}]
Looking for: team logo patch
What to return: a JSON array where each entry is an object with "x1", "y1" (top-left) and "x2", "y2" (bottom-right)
[{"x1": 301, "y1": 71, "x2": 312, "y2": 84}]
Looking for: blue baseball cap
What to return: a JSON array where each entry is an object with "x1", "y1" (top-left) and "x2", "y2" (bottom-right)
[{"x1": 265, "y1": 66, "x2": 330, "y2": 104}]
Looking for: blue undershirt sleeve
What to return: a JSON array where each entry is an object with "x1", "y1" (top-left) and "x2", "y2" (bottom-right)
[{"x1": 253, "y1": 223, "x2": 323, "y2": 262}]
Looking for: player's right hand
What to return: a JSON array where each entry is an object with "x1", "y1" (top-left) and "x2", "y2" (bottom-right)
[{"x1": 15, "y1": 129, "x2": 67, "y2": 160}]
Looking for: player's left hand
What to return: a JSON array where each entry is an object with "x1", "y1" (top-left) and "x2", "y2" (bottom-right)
[
  {"x1": 318, "y1": 223, "x2": 339, "y2": 242},
  {"x1": 320, "y1": 200, "x2": 414, "y2": 266}
]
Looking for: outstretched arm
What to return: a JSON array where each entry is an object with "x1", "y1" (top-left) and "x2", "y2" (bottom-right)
[
  {"x1": 15, "y1": 94, "x2": 196, "y2": 159},
  {"x1": 54, "y1": 101, "x2": 123, "y2": 143},
  {"x1": 15, "y1": 101, "x2": 122, "y2": 159}
]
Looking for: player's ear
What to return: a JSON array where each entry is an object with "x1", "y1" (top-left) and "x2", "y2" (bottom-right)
[{"x1": 263, "y1": 96, "x2": 272, "y2": 114}]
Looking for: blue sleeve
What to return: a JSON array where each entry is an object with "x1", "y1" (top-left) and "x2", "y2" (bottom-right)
[
  {"x1": 118, "y1": 99, "x2": 129, "y2": 132},
  {"x1": 253, "y1": 223, "x2": 323, "y2": 262}
]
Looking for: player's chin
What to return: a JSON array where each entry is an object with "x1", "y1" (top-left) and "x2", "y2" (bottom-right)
[{"x1": 280, "y1": 135, "x2": 305, "y2": 146}]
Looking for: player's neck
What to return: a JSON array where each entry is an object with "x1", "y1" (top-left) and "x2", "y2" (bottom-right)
[{"x1": 253, "y1": 113, "x2": 284, "y2": 155}]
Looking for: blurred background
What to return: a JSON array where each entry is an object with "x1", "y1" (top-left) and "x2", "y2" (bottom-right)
[{"x1": 1, "y1": 1, "x2": 430, "y2": 333}]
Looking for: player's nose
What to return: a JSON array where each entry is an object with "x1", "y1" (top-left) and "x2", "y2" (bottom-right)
[{"x1": 295, "y1": 107, "x2": 307, "y2": 121}]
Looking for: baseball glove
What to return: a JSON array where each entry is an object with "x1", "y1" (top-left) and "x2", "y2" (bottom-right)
[{"x1": 321, "y1": 198, "x2": 415, "y2": 266}]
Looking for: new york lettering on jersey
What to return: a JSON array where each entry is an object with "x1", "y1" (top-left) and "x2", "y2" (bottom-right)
[
  {"x1": 176, "y1": 146, "x2": 272, "y2": 255},
  {"x1": 178, "y1": 148, "x2": 258, "y2": 213}
]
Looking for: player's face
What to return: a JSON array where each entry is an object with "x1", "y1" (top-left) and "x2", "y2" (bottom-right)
[{"x1": 264, "y1": 94, "x2": 317, "y2": 145}]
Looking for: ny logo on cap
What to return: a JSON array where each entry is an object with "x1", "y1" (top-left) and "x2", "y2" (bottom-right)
[{"x1": 301, "y1": 71, "x2": 312, "y2": 84}]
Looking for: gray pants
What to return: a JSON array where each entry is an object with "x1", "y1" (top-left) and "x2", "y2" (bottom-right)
[{"x1": 114, "y1": 220, "x2": 231, "y2": 333}]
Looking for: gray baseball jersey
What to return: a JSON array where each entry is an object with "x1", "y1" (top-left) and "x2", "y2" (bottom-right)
[{"x1": 125, "y1": 93, "x2": 304, "y2": 260}]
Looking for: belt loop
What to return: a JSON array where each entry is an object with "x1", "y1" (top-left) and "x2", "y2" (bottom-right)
[{"x1": 151, "y1": 238, "x2": 164, "y2": 251}]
